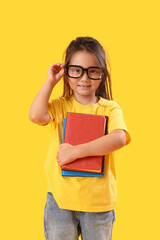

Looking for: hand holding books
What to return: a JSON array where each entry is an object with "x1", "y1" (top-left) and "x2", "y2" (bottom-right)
[{"x1": 57, "y1": 143, "x2": 80, "y2": 166}]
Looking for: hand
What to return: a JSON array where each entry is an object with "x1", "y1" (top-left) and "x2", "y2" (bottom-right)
[
  {"x1": 56, "y1": 143, "x2": 79, "y2": 166},
  {"x1": 47, "y1": 63, "x2": 64, "y2": 86}
]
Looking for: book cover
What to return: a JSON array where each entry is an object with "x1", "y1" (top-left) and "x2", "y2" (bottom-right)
[
  {"x1": 61, "y1": 113, "x2": 108, "y2": 173},
  {"x1": 61, "y1": 169, "x2": 104, "y2": 177}
]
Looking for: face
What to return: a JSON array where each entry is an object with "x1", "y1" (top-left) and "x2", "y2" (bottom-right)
[{"x1": 66, "y1": 50, "x2": 102, "y2": 104}]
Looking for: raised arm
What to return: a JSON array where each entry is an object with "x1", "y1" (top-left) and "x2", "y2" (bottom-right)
[{"x1": 29, "y1": 63, "x2": 64, "y2": 125}]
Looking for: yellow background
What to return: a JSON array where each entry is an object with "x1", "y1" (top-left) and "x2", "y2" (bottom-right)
[{"x1": 0, "y1": 0, "x2": 160, "y2": 239}]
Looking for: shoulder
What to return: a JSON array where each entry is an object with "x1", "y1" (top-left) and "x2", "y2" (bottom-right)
[
  {"x1": 48, "y1": 96, "x2": 74, "y2": 114},
  {"x1": 98, "y1": 97, "x2": 121, "y2": 112},
  {"x1": 49, "y1": 96, "x2": 71, "y2": 106}
]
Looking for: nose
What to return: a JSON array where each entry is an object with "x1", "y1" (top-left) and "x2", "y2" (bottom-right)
[{"x1": 80, "y1": 70, "x2": 89, "y2": 81}]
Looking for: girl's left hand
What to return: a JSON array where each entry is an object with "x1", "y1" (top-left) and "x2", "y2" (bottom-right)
[{"x1": 56, "y1": 143, "x2": 79, "y2": 166}]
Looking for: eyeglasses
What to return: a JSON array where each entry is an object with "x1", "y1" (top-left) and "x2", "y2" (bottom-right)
[{"x1": 65, "y1": 65, "x2": 104, "y2": 80}]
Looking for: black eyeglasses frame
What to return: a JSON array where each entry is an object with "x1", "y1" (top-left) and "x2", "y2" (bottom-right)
[{"x1": 65, "y1": 65, "x2": 104, "y2": 80}]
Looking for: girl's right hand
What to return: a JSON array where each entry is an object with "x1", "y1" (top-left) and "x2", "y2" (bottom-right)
[{"x1": 47, "y1": 63, "x2": 65, "y2": 85}]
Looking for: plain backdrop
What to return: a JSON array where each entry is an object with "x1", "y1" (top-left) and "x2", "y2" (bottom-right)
[{"x1": 0, "y1": 0, "x2": 160, "y2": 239}]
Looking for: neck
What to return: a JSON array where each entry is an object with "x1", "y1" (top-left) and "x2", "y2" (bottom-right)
[{"x1": 73, "y1": 94, "x2": 99, "y2": 105}]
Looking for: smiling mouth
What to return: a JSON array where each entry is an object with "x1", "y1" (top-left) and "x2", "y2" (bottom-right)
[{"x1": 78, "y1": 85, "x2": 91, "y2": 87}]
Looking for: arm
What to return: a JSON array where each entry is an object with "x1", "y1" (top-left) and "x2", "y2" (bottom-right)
[
  {"x1": 56, "y1": 129, "x2": 126, "y2": 166},
  {"x1": 29, "y1": 63, "x2": 64, "y2": 125}
]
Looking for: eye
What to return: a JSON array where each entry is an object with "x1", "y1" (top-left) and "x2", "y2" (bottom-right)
[
  {"x1": 89, "y1": 68, "x2": 100, "y2": 74},
  {"x1": 68, "y1": 66, "x2": 82, "y2": 77},
  {"x1": 90, "y1": 69, "x2": 97, "y2": 73},
  {"x1": 74, "y1": 69, "x2": 81, "y2": 73}
]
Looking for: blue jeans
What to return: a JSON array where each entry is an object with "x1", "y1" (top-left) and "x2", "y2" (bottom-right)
[{"x1": 44, "y1": 192, "x2": 116, "y2": 240}]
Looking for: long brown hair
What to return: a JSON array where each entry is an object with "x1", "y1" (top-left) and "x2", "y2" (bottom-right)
[{"x1": 62, "y1": 37, "x2": 113, "y2": 100}]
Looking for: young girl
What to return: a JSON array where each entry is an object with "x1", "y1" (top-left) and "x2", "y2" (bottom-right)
[{"x1": 29, "y1": 36, "x2": 131, "y2": 240}]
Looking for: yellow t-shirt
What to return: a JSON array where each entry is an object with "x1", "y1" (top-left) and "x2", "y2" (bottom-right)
[{"x1": 44, "y1": 95, "x2": 131, "y2": 212}]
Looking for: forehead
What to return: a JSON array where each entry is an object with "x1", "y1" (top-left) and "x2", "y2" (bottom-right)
[{"x1": 69, "y1": 50, "x2": 99, "y2": 67}]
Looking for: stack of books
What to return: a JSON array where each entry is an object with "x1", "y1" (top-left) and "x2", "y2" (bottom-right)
[{"x1": 61, "y1": 112, "x2": 108, "y2": 177}]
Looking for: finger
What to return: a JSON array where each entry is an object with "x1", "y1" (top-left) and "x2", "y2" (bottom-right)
[
  {"x1": 51, "y1": 66, "x2": 62, "y2": 74},
  {"x1": 50, "y1": 63, "x2": 64, "y2": 68},
  {"x1": 49, "y1": 63, "x2": 64, "y2": 73},
  {"x1": 60, "y1": 63, "x2": 65, "y2": 68},
  {"x1": 58, "y1": 162, "x2": 62, "y2": 166},
  {"x1": 60, "y1": 144, "x2": 64, "y2": 148},
  {"x1": 57, "y1": 158, "x2": 60, "y2": 164},
  {"x1": 59, "y1": 68, "x2": 64, "y2": 78},
  {"x1": 57, "y1": 159, "x2": 61, "y2": 165},
  {"x1": 51, "y1": 63, "x2": 64, "y2": 70}
]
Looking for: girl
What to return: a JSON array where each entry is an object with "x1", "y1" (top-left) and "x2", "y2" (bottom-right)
[{"x1": 29, "y1": 36, "x2": 131, "y2": 240}]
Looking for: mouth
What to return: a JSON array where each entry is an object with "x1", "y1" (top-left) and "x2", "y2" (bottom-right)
[{"x1": 78, "y1": 85, "x2": 92, "y2": 88}]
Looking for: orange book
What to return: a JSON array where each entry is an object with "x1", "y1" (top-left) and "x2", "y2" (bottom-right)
[{"x1": 61, "y1": 112, "x2": 108, "y2": 173}]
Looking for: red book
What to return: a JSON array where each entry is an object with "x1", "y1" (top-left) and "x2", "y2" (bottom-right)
[{"x1": 61, "y1": 112, "x2": 108, "y2": 173}]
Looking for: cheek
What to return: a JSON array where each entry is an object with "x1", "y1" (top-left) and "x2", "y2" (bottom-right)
[{"x1": 68, "y1": 78, "x2": 77, "y2": 88}]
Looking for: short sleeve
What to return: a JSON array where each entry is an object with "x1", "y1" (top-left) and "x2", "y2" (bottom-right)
[
  {"x1": 47, "y1": 100, "x2": 56, "y2": 124},
  {"x1": 108, "y1": 101, "x2": 131, "y2": 145}
]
